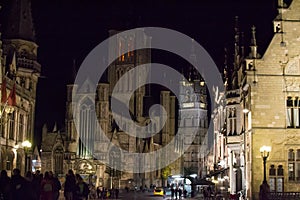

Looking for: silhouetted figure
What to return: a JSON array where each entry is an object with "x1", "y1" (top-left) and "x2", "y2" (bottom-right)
[
  {"x1": 0, "y1": 170, "x2": 11, "y2": 200},
  {"x1": 25, "y1": 171, "x2": 36, "y2": 200},
  {"x1": 175, "y1": 187, "x2": 178, "y2": 199},
  {"x1": 178, "y1": 188, "x2": 182, "y2": 199},
  {"x1": 10, "y1": 168, "x2": 30, "y2": 200},
  {"x1": 74, "y1": 174, "x2": 89, "y2": 200},
  {"x1": 41, "y1": 171, "x2": 54, "y2": 200},
  {"x1": 97, "y1": 187, "x2": 101, "y2": 199},
  {"x1": 115, "y1": 188, "x2": 119, "y2": 199},
  {"x1": 32, "y1": 170, "x2": 43, "y2": 200},
  {"x1": 183, "y1": 189, "x2": 187, "y2": 198},
  {"x1": 171, "y1": 187, "x2": 175, "y2": 199},
  {"x1": 64, "y1": 170, "x2": 76, "y2": 200},
  {"x1": 49, "y1": 171, "x2": 61, "y2": 200}
]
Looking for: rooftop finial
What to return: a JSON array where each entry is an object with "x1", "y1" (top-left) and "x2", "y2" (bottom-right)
[
  {"x1": 234, "y1": 16, "x2": 239, "y2": 37},
  {"x1": 234, "y1": 16, "x2": 240, "y2": 68},
  {"x1": 251, "y1": 26, "x2": 257, "y2": 46}
]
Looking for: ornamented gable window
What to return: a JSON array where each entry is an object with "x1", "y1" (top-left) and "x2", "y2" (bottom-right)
[
  {"x1": 18, "y1": 114, "x2": 24, "y2": 142},
  {"x1": 8, "y1": 112, "x2": 15, "y2": 139},
  {"x1": 228, "y1": 107, "x2": 237, "y2": 136},
  {"x1": 54, "y1": 146, "x2": 64, "y2": 175},
  {"x1": 288, "y1": 149, "x2": 300, "y2": 181},
  {"x1": 286, "y1": 96, "x2": 300, "y2": 128},
  {"x1": 77, "y1": 98, "x2": 95, "y2": 158}
]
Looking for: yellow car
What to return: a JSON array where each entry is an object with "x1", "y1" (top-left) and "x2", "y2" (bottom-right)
[{"x1": 153, "y1": 187, "x2": 164, "y2": 196}]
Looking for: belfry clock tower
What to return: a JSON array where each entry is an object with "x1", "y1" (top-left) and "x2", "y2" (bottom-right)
[{"x1": 177, "y1": 40, "x2": 208, "y2": 176}]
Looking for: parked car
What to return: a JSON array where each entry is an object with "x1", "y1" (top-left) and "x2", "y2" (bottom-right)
[{"x1": 153, "y1": 187, "x2": 164, "y2": 196}]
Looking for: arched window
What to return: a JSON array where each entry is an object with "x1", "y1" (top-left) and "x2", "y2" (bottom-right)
[
  {"x1": 288, "y1": 149, "x2": 295, "y2": 161},
  {"x1": 77, "y1": 98, "x2": 95, "y2": 158},
  {"x1": 6, "y1": 151, "x2": 14, "y2": 170},
  {"x1": 109, "y1": 146, "x2": 121, "y2": 177},
  {"x1": 8, "y1": 112, "x2": 15, "y2": 139},
  {"x1": 54, "y1": 146, "x2": 64, "y2": 175},
  {"x1": 16, "y1": 152, "x2": 22, "y2": 170}
]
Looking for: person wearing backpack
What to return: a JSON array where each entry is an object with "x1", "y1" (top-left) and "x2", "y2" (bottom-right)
[
  {"x1": 40, "y1": 171, "x2": 54, "y2": 200},
  {"x1": 75, "y1": 174, "x2": 89, "y2": 200}
]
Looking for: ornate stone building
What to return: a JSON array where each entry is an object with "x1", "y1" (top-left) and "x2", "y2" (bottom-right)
[
  {"x1": 249, "y1": 0, "x2": 300, "y2": 199},
  {"x1": 41, "y1": 29, "x2": 177, "y2": 188},
  {"x1": 176, "y1": 44, "x2": 208, "y2": 177},
  {"x1": 210, "y1": 1, "x2": 300, "y2": 199},
  {"x1": 0, "y1": 0, "x2": 41, "y2": 176}
]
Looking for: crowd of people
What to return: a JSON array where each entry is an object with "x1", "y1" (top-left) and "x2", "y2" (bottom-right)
[
  {"x1": 170, "y1": 184, "x2": 188, "y2": 199},
  {"x1": 0, "y1": 168, "x2": 90, "y2": 200},
  {"x1": 95, "y1": 187, "x2": 119, "y2": 199}
]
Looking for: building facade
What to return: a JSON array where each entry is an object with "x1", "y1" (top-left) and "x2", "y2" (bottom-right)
[
  {"x1": 0, "y1": 0, "x2": 41, "y2": 176},
  {"x1": 249, "y1": 0, "x2": 300, "y2": 199},
  {"x1": 41, "y1": 29, "x2": 178, "y2": 188},
  {"x1": 177, "y1": 70, "x2": 208, "y2": 177},
  {"x1": 210, "y1": 1, "x2": 300, "y2": 199}
]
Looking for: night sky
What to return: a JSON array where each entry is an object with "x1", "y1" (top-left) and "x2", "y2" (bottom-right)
[{"x1": 3, "y1": 0, "x2": 278, "y2": 146}]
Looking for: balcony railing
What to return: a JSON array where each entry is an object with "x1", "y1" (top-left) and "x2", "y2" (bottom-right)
[
  {"x1": 17, "y1": 57, "x2": 41, "y2": 72},
  {"x1": 268, "y1": 192, "x2": 300, "y2": 200}
]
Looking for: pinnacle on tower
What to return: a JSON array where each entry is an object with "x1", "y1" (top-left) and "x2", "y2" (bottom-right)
[{"x1": 2, "y1": 0, "x2": 36, "y2": 42}]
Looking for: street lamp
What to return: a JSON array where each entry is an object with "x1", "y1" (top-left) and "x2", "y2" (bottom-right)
[
  {"x1": 22, "y1": 140, "x2": 32, "y2": 172},
  {"x1": 259, "y1": 146, "x2": 271, "y2": 183}
]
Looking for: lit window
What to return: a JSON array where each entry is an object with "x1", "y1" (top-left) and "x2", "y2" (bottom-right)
[
  {"x1": 288, "y1": 149, "x2": 300, "y2": 181},
  {"x1": 8, "y1": 112, "x2": 15, "y2": 140},
  {"x1": 286, "y1": 96, "x2": 300, "y2": 128},
  {"x1": 269, "y1": 164, "x2": 284, "y2": 192},
  {"x1": 18, "y1": 114, "x2": 24, "y2": 142}
]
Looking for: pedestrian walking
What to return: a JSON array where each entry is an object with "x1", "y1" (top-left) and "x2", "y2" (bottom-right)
[
  {"x1": 97, "y1": 187, "x2": 101, "y2": 199},
  {"x1": 74, "y1": 174, "x2": 89, "y2": 200},
  {"x1": 49, "y1": 171, "x2": 61, "y2": 200},
  {"x1": 171, "y1": 187, "x2": 175, "y2": 199},
  {"x1": 0, "y1": 170, "x2": 11, "y2": 200},
  {"x1": 64, "y1": 170, "x2": 76, "y2": 200},
  {"x1": 32, "y1": 170, "x2": 43, "y2": 200},
  {"x1": 178, "y1": 188, "x2": 182, "y2": 199},
  {"x1": 10, "y1": 168, "x2": 30, "y2": 200},
  {"x1": 115, "y1": 188, "x2": 119, "y2": 199},
  {"x1": 41, "y1": 171, "x2": 55, "y2": 200},
  {"x1": 25, "y1": 171, "x2": 37, "y2": 200}
]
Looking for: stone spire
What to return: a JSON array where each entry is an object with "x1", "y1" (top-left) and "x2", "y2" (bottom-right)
[
  {"x1": 250, "y1": 26, "x2": 258, "y2": 59},
  {"x1": 189, "y1": 38, "x2": 199, "y2": 80},
  {"x1": 234, "y1": 16, "x2": 240, "y2": 68},
  {"x1": 223, "y1": 47, "x2": 229, "y2": 90},
  {"x1": 2, "y1": 0, "x2": 36, "y2": 41}
]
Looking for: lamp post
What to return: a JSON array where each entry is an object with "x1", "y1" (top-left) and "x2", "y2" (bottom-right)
[
  {"x1": 22, "y1": 140, "x2": 32, "y2": 172},
  {"x1": 259, "y1": 146, "x2": 271, "y2": 183}
]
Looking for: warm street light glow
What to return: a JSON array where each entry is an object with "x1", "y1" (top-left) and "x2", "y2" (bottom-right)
[
  {"x1": 260, "y1": 145, "x2": 271, "y2": 183},
  {"x1": 243, "y1": 108, "x2": 249, "y2": 113},
  {"x1": 22, "y1": 140, "x2": 32, "y2": 148},
  {"x1": 4, "y1": 106, "x2": 14, "y2": 114},
  {"x1": 189, "y1": 174, "x2": 197, "y2": 178},
  {"x1": 260, "y1": 145, "x2": 271, "y2": 158}
]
